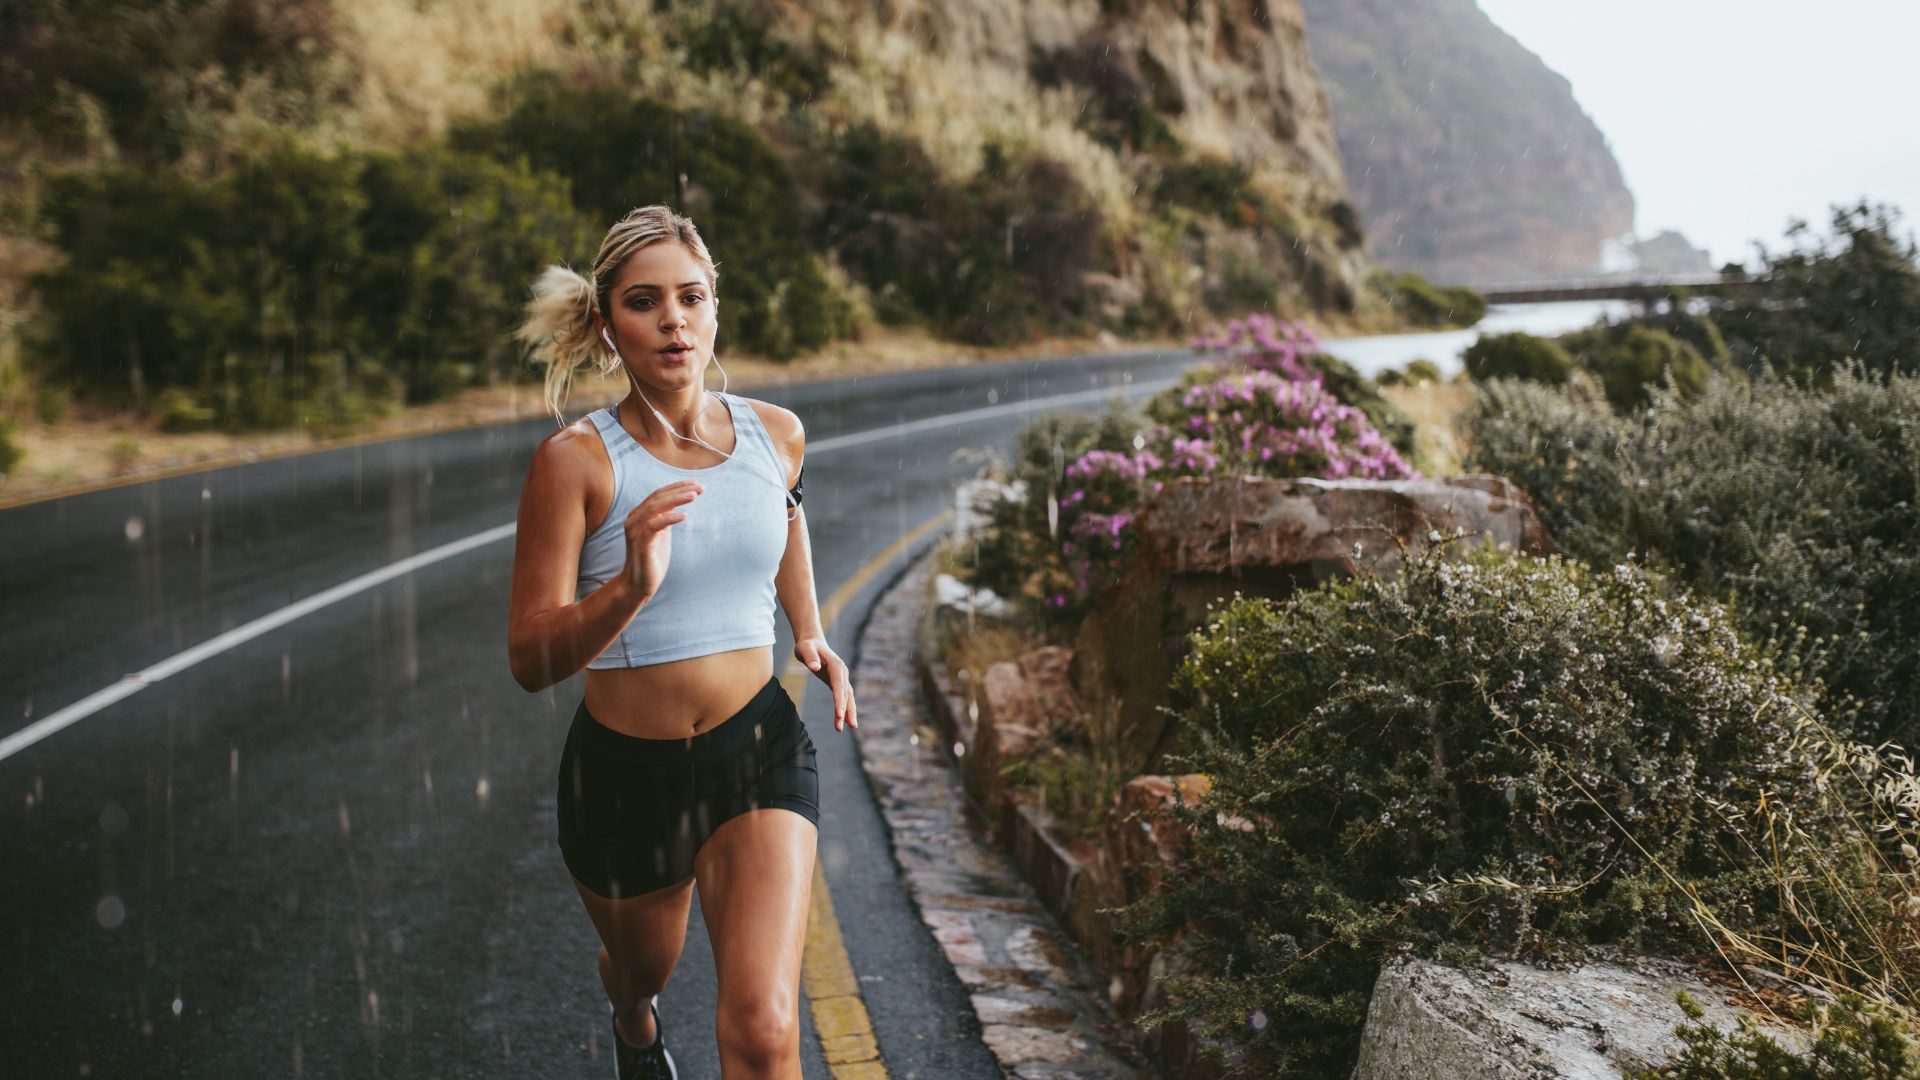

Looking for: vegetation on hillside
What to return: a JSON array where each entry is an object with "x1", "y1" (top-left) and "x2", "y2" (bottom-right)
[{"x1": 0, "y1": 0, "x2": 1379, "y2": 447}]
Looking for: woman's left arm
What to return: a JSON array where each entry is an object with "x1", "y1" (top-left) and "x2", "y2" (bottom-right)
[{"x1": 757, "y1": 402, "x2": 857, "y2": 732}]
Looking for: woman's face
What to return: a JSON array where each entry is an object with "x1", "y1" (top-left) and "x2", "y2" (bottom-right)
[{"x1": 599, "y1": 241, "x2": 718, "y2": 394}]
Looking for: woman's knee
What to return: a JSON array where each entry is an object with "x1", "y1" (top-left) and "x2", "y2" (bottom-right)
[{"x1": 717, "y1": 991, "x2": 797, "y2": 1067}]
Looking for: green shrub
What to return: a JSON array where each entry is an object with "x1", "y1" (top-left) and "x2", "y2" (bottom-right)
[
  {"x1": 0, "y1": 0, "x2": 339, "y2": 161},
  {"x1": 30, "y1": 143, "x2": 590, "y2": 427},
  {"x1": 965, "y1": 401, "x2": 1149, "y2": 623},
  {"x1": 454, "y1": 78, "x2": 859, "y2": 359},
  {"x1": 1379, "y1": 270, "x2": 1487, "y2": 328},
  {"x1": 0, "y1": 417, "x2": 23, "y2": 480},
  {"x1": 1635, "y1": 993, "x2": 1919, "y2": 1079},
  {"x1": 1463, "y1": 331, "x2": 1577, "y2": 384},
  {"x1": 667, "y1": 4, "x2": 831, "y2": 103},
  {"x1": 1464, "y1": 363, "x2": 1920, "y2": 747},
  {"x1": 1715, "y1": 201, "x2": 1920, "y2": 379},
  {"x1": 810, "y1": 124, "x2": 1103, "y2": 345},
  {"x1": 1558, "y1": 323, "x2": 1713, "y2": 411},
  {"x1": 1116, "y1": 543, "x2": 1866, "y2": 1077}
]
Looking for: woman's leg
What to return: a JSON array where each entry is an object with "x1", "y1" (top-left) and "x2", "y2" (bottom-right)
[
  {"x1": 693, "y1": 808, "x2": 819, "y2": 1079},
  {"x1": 573, "y1": 874, "x2": 696, "y2": 1046}
]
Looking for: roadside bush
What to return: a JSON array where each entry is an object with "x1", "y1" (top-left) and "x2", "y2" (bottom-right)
[
  {"x1": 1116, "y1": 543, "x2": 1867, "y2": 1077},
  {"x1": 1560, "y1": 323, "x2": 1713, "y2": 411},
  {"x1": 966, "y1": 401, "x2": 1149, "y2": 626},
  {"x1": 1187, "y1": 313, "x2": 1418, "y2": 453},
  {"x1": 1465, "y1": 362, "x2": 1920, "y2": 747},
  {"x1": 1464, "y1": 331, "x2": 1576, "y2": 385},
  {"x1": 30, "y1": 143, "x2": 591, "y2": 427}
]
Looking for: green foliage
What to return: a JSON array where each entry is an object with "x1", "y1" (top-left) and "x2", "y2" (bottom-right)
[
  {"x1": 1116, "y1": 543, "x2": 1865, "y2": 1077},
  {"x1": 0, "y1": 417, "x2": 22, "y2": 479},
  {"x1": 1558, "y1": 323, "x2": 1713, "y2": 411},
  {"x1": 1376, "y1": 271, "x2": 1488, "y2": 328},
  {"x1": 1464, "y1": 331, "x2": 1577, "y2": 385},
  {"x1": 1633, "y1": 993, "x2": 1919, "y2": 1079},
  {"x1": 964, "y1": 401, "x2": 1149, "y2": 624},
  {"x1": 1464, "y1": 363, "x2": 1920, "y2": 746},
  {"x1": 810, "y1": 123, "x2": 1105, "y2": 345},
  {"x1": 455, "y1": 78, "x2": 859, "y2": 359},
  {"x1": 1716, "y1": 201, "x2": 1920, "y2": 378},
  {"x1": 1028, "y1": 32, "x2": 1181, "y2": 154},
  {"x1": 0, "y1": 0, "x2": 339, "y2": 161},
  {"x1": 30, "y1": 143, "x2": 591, "y2": 428},
  {"x1": 668, "y1": 3, "x2": 831, "y2": 103}
]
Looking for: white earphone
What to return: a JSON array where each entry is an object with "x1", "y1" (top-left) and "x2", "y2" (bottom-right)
[{"x1": 600, "y1": 325, "x2": 800, "y2": 521}]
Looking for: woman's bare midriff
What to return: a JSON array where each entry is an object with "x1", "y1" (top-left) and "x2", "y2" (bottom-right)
[{"x1": 582, "y1": 645, "x2": 776, "y2": 738}]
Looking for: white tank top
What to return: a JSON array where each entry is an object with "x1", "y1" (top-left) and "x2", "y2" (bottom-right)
[{"x1": 574, "y1": 392, "x2": 789, "y2": 667}]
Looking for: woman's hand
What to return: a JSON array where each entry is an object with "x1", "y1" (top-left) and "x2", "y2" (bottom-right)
[
  {"x1": 794, "y1": 637, "x2": 856, "y2": 732},
  {"x1": 619, "y1": 481, "x2": 702, "y2": 602}
]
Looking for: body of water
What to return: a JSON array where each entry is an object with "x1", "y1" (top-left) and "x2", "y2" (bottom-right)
[{"x1": 1323, "y1": 300, "x2": 1629, "y2": 378}]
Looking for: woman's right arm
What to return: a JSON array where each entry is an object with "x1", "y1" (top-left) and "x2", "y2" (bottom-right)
[{"x1": 505, "y1": 433, "x2": 697, "y2": 692}]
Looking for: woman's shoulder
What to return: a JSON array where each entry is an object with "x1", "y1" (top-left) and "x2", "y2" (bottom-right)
[
  {"x1": 733, "y1": 394, "x2": 803, "y2": 445},
  {"x1": 527, "y1": 410, "x2": 615, "y2": 490}
]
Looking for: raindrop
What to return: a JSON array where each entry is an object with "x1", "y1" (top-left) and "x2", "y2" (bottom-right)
[
  {"x1": 171, "y1": 997, "x2": 184, "y2": 1018},
  {"x1": 987, "y1": 387, "x2": 999, "y2": 404},
  {"x1": 1249, "y1": 1008, "x2": 1269, "y2": 1032},
  {"x1": 201, "y1": 487, "x2": 211, "y2": 501},
  {"x1": 475, "y1": 776, "x2": 491, "y2": 802},
  {"x1": 124, "y1": 516, "x2": 144, "y2": 542},
  {"x1": 99, "y1": 803, "x2": 129, "y2": 836},
  {"x1": 338, "y1": 800, "x2": 352, "y2": 836},
  {"x1": 952, "y1": 741, "x2": 966, "y2": 758},
  {"x1": 95, "y1": 895, "x2": 127, "y2": 930}
]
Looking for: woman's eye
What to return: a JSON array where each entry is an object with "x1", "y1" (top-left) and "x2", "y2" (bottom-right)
[{"x1": 683, "y1": 293, "x2": 706, "y2": 305}]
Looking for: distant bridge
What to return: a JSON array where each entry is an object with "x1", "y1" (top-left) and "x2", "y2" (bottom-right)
[{"x1": 1471, "y1": 274, "x2": 1763, "y2": 305}]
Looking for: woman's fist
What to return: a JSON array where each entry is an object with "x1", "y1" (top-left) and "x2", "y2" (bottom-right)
[{"x1": 619, "y1": 480, "x2": 702, "y2": 601}]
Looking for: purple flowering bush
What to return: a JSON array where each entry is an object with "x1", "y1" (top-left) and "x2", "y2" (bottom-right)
[
  {"x1": 970, "y1": 316, "x2": 1421, "y2": 616},
  {"x1": 1158, "y1": 370, "x2": 1415, "y2": 480}
]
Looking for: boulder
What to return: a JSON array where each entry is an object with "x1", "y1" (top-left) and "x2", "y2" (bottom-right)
[
  {"x1": 960, "y1": 646, "x2": 1082, "y2": 805},
  {"x1": 1351, "y1": 954, "x2": 1807, "y2": 1080},
  {"x1": 1073, "y1": 474, "x2": 1555, "y2": 775}
]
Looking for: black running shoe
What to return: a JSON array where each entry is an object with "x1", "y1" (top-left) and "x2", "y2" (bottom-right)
[{"x1": 611, "y1": 997, "x2": 677, "y2": 1080}]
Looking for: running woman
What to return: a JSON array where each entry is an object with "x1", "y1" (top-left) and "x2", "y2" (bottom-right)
[{"x1": 508, "y1": 204, "x2": 853, "y2": 1079}]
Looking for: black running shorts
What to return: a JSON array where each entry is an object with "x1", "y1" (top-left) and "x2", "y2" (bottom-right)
[{"x1": 557, "y1": 676, "x2": 820, "y2": 899}]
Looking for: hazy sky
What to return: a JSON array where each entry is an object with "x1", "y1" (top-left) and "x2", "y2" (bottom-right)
[{"x1": 1474, "y1": 0, "x2": 1920, "y2": 266}]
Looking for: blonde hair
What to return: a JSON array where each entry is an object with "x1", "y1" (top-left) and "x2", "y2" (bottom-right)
[{"x1": 517, "y1": 204, "x2": 720, "y2": 424}]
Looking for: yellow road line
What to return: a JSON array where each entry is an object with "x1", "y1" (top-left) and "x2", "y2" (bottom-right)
[{"x1": 790, "y1": 508, "x2": 953, "y2": 1078}]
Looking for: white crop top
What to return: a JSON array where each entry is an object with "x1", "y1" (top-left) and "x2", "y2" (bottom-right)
[{"x1": 574, "y1": 392, "x2": 790, "y2": 667}]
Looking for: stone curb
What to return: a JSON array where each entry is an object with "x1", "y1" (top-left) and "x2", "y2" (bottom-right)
[{"x1": 852, "y1": 549, "x2": 1155, "y2": 1079}]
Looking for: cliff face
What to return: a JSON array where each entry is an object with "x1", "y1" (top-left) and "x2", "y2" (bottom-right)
[
  {"x1": 775, "y1": 0, "x2": 1370, "y2": 307},
  {"x1": 1298, "y1": 0, "x2": 1636, "y2": 283}
]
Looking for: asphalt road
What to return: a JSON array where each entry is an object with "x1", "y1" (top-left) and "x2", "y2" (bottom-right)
[{"x1": 0, "y1": 347, "x2": 1201, "y2": 1078}]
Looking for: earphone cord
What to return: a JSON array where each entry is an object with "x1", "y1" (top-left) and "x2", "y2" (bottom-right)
[{"x1": 614, "y1": 345, "x2": 800, "y2": 523}]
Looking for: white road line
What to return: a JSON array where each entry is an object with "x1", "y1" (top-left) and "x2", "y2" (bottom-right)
[
  {"x1": 1, "y1": 376, "x2": 1176, "y2": 762},
  {"x1": 806, "y1": 375, "x2": 1180, "y2": 453}
]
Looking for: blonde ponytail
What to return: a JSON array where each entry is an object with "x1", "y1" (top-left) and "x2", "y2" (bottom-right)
[
  {"x1": 517, "y1": 205, "x2": 720, "y2": 426},
  {"x1": 517, "y1": 264, "x2": 616, "y2": 425}
]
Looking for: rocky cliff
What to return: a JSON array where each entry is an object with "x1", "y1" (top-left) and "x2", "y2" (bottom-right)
[{"x1": 1298, "y1": 0, "x2": 1637, "y2": 283}]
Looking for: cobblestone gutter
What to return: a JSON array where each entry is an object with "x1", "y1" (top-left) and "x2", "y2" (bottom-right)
[{"x1": 852, "y1": 550, "x2": 1154, "y2": 1079}]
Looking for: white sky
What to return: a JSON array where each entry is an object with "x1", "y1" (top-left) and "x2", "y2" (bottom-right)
[{"x1": 1474, "y1": 0, "x2": 1920, "y2": 266}]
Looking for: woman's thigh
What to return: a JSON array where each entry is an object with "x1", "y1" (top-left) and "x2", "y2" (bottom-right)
[
  {"x1": 573, "y1": 874, "x2": 696, "y2": 983},
  {"x1": 693, "y1": 809, "x2": 819, "y2": 1001}
]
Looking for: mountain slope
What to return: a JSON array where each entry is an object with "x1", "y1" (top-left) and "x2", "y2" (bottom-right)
[{"x1": 1298, "y1": 0, "x2": 1636, "y2": 283}]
